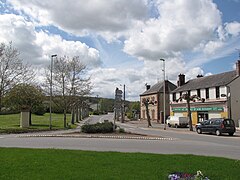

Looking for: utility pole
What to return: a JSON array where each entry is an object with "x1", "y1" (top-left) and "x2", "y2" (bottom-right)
[
  {"x1": 50, "y1": 54, "x2": 57, "y2": 130},
  {"x1": 160, "y1": 58, "x2": 166, "y2": 130},
  {"x1": 123, "y1": 84, "x2": 125, "y2": 122}
]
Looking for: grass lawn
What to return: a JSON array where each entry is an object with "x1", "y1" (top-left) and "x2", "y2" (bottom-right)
[
  {"x1": 0, "y1": 113, "x2": 76, "y2": 133},
  {"x1": 0, "y1": 148, "x2": 239, "y2": 180}
]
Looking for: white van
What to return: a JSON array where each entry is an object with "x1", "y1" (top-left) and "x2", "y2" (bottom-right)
[{"x1": 166, "y1": 116, "x2": 188, "y2": 128}]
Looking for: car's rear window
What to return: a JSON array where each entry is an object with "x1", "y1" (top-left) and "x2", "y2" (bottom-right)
[{"x1": 223, "y1": 119, "x2": 235, "y2": 126}]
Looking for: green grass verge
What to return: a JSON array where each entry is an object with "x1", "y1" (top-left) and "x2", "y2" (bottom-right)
[
  {"x1": 0, "y1": 148, "x2": 239, "y2": 179},
  {"x1": 0, "y1": 113, "x2": 77, "y2": 133}
]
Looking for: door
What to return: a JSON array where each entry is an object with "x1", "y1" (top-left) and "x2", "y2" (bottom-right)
[{"x1": 198, "y1": 112, "x2": 209, "y2": 123}]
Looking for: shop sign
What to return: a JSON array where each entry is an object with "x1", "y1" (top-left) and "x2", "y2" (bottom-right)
[{"x1": 172, "y1": 107, "x2": 224, "y2": 112}]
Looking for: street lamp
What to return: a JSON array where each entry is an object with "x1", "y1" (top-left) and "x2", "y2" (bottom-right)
[
  {"x1": 50, "y1": 54, "x2": 57, "y2": 130},
  {"x1": 160, "y1": 58, "x2": 166, "y2": 130},
  {"x1": 120, "y1": 84, "x2": 126, "y2": 123}
]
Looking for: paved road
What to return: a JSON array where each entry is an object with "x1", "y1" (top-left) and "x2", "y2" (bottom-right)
[{"x1": 0, "y1": 114, "x2": 239, "y2": 160}]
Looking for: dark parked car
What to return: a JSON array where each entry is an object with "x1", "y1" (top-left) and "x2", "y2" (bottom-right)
[{"x1": 196, "y1": 118, "x2": 236, "y2": 136}]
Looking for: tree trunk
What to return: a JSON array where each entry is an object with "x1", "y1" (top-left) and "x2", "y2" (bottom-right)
[
  {"x1": 145, "y1": 102, "x2": 152, "y2": 127},
  {"x1": 0, "y1": 95, "x2": 2, "y2": 112},
  {"x1": 76, "y1": 105, "x2": 79, "y2": 123},
  {"x1": 187, "y1": 99, "x2": 193, "y2": 131},
  {"x1": 79, "y1": 107, "x2": 82, "y2": 121},
  {"x1": 71, "y1": 106, "x2": 75, "y2": 124},
  {"x1": 29, "y1": 110, "x2": 32, "y2": 126},
  {"x1": 63, "y1": 109, "x2": 67, "y2": 128}
]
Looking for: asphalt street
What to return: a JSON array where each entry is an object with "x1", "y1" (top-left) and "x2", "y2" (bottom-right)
[{"x1": 0, "y1": 114, "x2": 239, "y2": 160}]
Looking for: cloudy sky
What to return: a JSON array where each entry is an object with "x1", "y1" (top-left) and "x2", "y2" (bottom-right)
[{"x1": 1, "y1": 0, "x2": 240, "y2": 100}]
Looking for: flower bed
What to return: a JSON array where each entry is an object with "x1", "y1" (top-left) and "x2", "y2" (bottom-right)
[{"x1": 168, "y1": 171, "x2": 209, "y2": 180}]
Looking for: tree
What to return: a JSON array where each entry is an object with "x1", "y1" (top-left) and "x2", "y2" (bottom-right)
[
  {"x1": 4, "y1": 83, "x2": 44, "y2": 126},
  {"x1": 46, "y1": 56, "x2": 91, "y2": 128},
  {"x1": 99, "y1": 98, "x2": 114, "y2": 113},
  {"x1": 126, "y1": 101, "x2": 140, "y2": 120},
  {"x1": 0, "y1": 42, "x2": 34, "y2": 112},
  {"x1": 142, "y1": 98, "x2": 154, "y2": 127},
  {"x1": 177, "y1": 93, "x2": 205, "y2": 131}
]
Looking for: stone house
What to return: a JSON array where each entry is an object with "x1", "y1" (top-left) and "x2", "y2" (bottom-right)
[{"x1": 140, "y1": 81, "x2": 177, "y2": 123}]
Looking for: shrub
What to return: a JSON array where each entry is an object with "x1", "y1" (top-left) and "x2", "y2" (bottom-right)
[
  {"x1": 81, "y1": 121, "x2": 114, "y2": 133},
  {"x1": 32, "y1": 104, "x2": 46, "y2": 115},
  {"x1": 92, "y1": 110, "x2": 100, "y2": 115},
  {"x1": 118, "y1": 128, "x2": 125, "y2": 133}
]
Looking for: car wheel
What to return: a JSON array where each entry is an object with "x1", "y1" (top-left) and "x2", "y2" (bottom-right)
[
  {"x1": 197, "y1": 128, "x2": 202, "y2": 134},
  {"x1": 168, "y1": 123, "x2": 171, "y2": 127},
  {"x1": 216, "y1": 130, "x2": 221, "y2": 136},
  {"x1": 229, "y1": 132, "x2": 234, "y2": 136}
]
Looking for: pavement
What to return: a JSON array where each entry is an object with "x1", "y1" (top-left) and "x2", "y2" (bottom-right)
[{"x1": 118, "y1": 119, "x2": 240, "y2": 136}]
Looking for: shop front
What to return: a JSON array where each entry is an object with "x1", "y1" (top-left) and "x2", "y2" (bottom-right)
[{"x1": 171, "y1": 106, "x2": 227, "y2": 125}]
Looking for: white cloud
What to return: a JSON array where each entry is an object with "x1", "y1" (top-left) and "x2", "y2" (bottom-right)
[
  {"x1": 225, "y1": 22, "x2": 240, "y2": 36},
  {"x1": 8, "y1": 0, "x2": 148, "y2": 40},
  {"x1": 124, "y1": 0, "x2": 222, "y2": 61},
  {"x1": 0, "y1": 14, "x2": 101, "y2": 67}
]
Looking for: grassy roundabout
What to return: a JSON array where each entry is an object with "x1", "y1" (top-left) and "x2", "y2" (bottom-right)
[{"x1": 0, "y1": 148, "x2": 239, "y2": 179}]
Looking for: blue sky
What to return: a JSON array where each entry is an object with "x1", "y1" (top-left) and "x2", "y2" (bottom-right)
[{"x1": 0, "y1": 0, "x2": 240, "y2": 100}]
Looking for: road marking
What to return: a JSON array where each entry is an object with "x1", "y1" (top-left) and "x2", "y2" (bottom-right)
[
  {"x1": 16, "y1": 134, "x2": 175, "y2": 141},
  {"x1": 0, "y1": 137, "x2": 4, "y2": 139}
]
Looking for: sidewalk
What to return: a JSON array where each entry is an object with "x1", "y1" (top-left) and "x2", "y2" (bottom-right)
[{"x1": 121, "y1": 119, "x2": 240, "y2": 135}]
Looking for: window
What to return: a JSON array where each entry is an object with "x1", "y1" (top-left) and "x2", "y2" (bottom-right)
[
  {"x1": 179, "y1": 92, "x2": 183, "y2": 101},
  {"x1": 206, "y1": 88, "x2": 209, "y2": 99},
  {"x1": 197, "y1": 89, "x2": 201, "y2": 98},
  {"x1": 216, "y1": 86, "x2": 220, "y2": 98},
  {"x1": 173, "y1": 93, "x2": 176, "y2": 101}
]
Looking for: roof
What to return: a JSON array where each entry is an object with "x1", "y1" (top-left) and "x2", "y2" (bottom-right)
[
  {"x1": 140, "y1": 80, "x2": 177, "y2": 96},
  {"x1": 172, "y1": 70, "x2": 238, "y2": 93}
]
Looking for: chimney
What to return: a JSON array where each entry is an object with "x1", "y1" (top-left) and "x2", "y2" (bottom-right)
[
  {"x1": 197, "y1": 74, "x2": 203, "y2": 78},
  {"x1": 146, "y1": 84, "x2": 151, "y2": 90},
  {"x1": 236, "y1": 60, "x2": 240, "y2": 76},
  {"x1": 178, "y1": 74, "x2": 185, "y2": 87}
]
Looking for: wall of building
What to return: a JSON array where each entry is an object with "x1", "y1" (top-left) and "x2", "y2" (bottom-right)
[
  {"x1": 140, "y1": 94, "x2": 158, "y2": 121},
  {"x1": 170, "y1": 86, "x2": 228, "y2": 125},
  {"x1": 228, "y1": 77, "x2": 240, "y2": 127}
]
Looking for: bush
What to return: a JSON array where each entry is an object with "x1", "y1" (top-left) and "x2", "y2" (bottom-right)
[
  {"x1": 32, "y1": 104, "x2": 46, "y2": 115},
  {"x1": 92, "y1": 110, "x2": 100, "y2": 115},
  {"x1": 81, "y1": 121, "x2": 114, "y2": 133}
]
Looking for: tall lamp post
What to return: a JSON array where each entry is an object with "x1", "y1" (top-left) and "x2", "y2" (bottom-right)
[
  {"x1": 160, "y1": 58, "x2": 166, "y2": 130},
  {"x1": 120, "y1": 84, "x2": 126, "y2": 123},
  {"x1": 50, "y1": 54, "x2": 57, "y2": 130}
]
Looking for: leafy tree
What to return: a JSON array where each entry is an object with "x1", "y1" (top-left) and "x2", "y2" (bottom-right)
[
  {"x1": 99, "y1": 98, "x2": 114, "y2": 113},
  {"x1": 0, "y1": 42, "x2": 34, "y2": 112},
  {"x1": 4, "y1": 83, "x2": 45, "y2": 125},
  {"x1": 127, "y1": 101, "x2": 140, "y2": 119}
]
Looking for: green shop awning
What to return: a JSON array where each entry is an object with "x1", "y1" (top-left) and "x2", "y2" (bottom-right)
[{"x1": 172, "y1": 107, "x2": 224, "y2": 112}]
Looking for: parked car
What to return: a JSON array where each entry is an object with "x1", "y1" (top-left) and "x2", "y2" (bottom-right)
[
  {"x1": 166, "y1": 116, "x2": 188, "y2": 128},
  {"x1": 195, "y1": 118, "x2": 236, "y2": 136},
  {"x1": 195, "y1": 120, "x2": 208, "y2": 129}
]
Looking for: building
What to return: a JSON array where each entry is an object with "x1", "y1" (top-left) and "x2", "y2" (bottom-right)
[
  {"x1": 170, "y1": 60, "x2": 240, "y2": 127},
  {"x1": 140, "y1": 81, "x2": 177, "y2": 123}
]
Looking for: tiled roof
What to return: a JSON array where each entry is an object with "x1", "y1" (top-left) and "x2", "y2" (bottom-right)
[
  {"x1": 140, "y1": 80, "x2": 177, "y2": 96},
  {"x1": 172, "y1": 71, "x2": 238, "y2": 93}
]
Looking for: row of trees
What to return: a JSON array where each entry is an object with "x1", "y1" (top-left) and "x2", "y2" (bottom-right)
[{"x1": 0, "y1": 42, "x2": 92, "y2": 128}]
